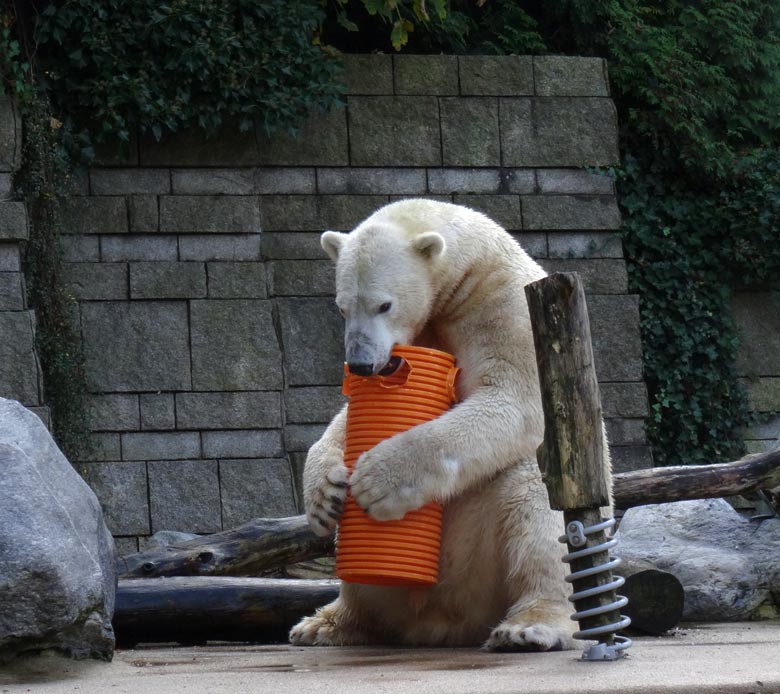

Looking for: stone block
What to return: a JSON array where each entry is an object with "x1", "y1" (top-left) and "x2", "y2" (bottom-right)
[
  {"x1": 140, "y1": 393, "x2": 175, "y2": 430},
  {"x1": 745, "y1": 414, "x2": 780, "y2": 440},
  {"x1": 537, "y1": 169, "x2": 615, "y2": 195},
  {"x1": 129, "y1": 195, "x2": 159, "y2": 233},
  {"x1": 284, "y1": 424, "x2": 327, "y2": 452},
  {"x1": 0, "y1": 173, "x2": 12, "y2": 199},
  {"x1": 80, "y1": 461, "x2": 149, "y2": 535},
  {"x1": 610, "y1": 445, "x2": 654, "y2": 474},
  {"x1": 190, "y1": 299, "x2": 282, "y2": 390},
  {"x1": 733, "y1": 291, "x2": 780, "y2": 377},
  {"x1": 81, "y1": 301, "x2": 191, "y2": 392},
  {"x1": 0, "y1": 201, "x2": 28, "y2": 240},
  {"x1": 0, "y1": 95, "x2": 21, "y2": 171},
  {"x1": 600, "y1": 382, "x2": 650, "y2": 419},
  {"x1": 501, "y1": 98, "x2": 620, "y2": 167},
  {"x1": 258, "y1": 194, "x2": 386, "y2": 232},
  {"x1": 547, "y1": 231, "x2": 624, "y2": 259},
  {"x1": 58, "y1": 236, "x2": 99, "y2": 262},
  {"x1": 114, "y1": 537, "x2": 139, "y2": 555},
  {"x1": 394, "y1": 55, "x2": 459, "y2": 95},
  {"x1": 453, "y1": 195, "x2": 522, "y2": 230},
  {"x1": 0, "y1": 242, "x2": 19, "y2": 271},
  {"x1": 317, "y1": 168, "x2": 427, "y2": 195},
  {"x1": 201, "y1": 429, "x2": 283, "y2": 458},
  {"x1": 459, "y1": 56, "x2": 534, "y2": 96},
  {"x1": 100, "y1": 235, "x2": 178, "y2": 262},
  {"x1": 219, "y1": 459, "x2": 298, "y2": 525},
  {"x1": 534, "y1": 56, "x2": 610, "y2": 97},
  {"x1": 0, "y1": 272, "x2": 24, "y2": 310},
  {"x1": 262, "y1": 233, "x2": 325, "y2": 260},
  {"x1": 159, "y1": 195, "x2": 261, "y2": 234},
  {"x1": 0, "y1": 312, "x2": 41, "y2": 406},
  {"x1": 523, "y1": 195, "x2": 621, "y2": 230},
  {"x1": 428, "y1": 169, "x2": 535, "y2": 195},
  {"x1": 122, "y1": 432, "x2": 201, "y2": 461},
  {"x1": 742, "y1": 377, "x2": 780, "y2": 412},
  {"x1": 440, "y1": 98, "x2": 500, "y2": 167},
  {"x1": 172, "y1": 169, "x2": 254, "y2": 195},
  {"x1": 61, "y1": 262, "x2": 128, "y2": 300},
  {"x1": 141, "y1": 119, "x2": 258, "y2": 166},
  {"x1": 176, "y1": 391, "x2": 282, "y2": 430},
  {"x1": 129, "y1": 261, "x2": 207, "y2": 299},
  {"x1": 588, "y1": 294, "x2": 644, "y2": 382},
  {"x1": 509, "y1": 232, "x2": 548, "y2": 259},
  {"x1": 541, "y1": 258, "x2": 628, "y2": 294},
  {"x1": 178, "y1": 235, "x2": 262, "y2": 262},
  {"x1": 90, "y1": 168, "x2": 170, "y2": 195},
  {"x1": 605, "y1": 418, "x2": 646, "y2": 446},
  {"x1": 88, "y1": 394, "x2": 140, "y2": 432},
  {"x1": 342, "y1": 54, "x2": 393, "y2": 95},
  {"x1": 268, "y1": 260, "x2": 334, "y2": 297},
  {"x1": 257, "y1": 107, "x2": 349, "y2": 166},
  {"x1": 80, "y1": 433, "x2": 122, "y2": 462},
  {"x1": 207, "y1": 262, "x2": 267, "y2": 298},
  {"x1": 255, "y1": 168, "x2": 317, "y2": 194},
  {"x1": 349, "y1": 96, "x2": 441, "y2": 167},
  {"x1": 148, "y1": 460, "x2": 221, "y2": 533},
  {"x1": 61, "y1": 197, "x2": 128, "y2": 234},
  {"x1": 277, "y1": 298, "x2": 344, "y2": 386},
  {"x1": 285, "y1": 386, "x2": 345, "y2": 423}
]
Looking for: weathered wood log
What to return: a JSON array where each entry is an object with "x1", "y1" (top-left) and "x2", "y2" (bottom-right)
[
  {"x1": 613, "y1": 447, "x2": 780, "y2": 510},
  {"x1": 114, "y1": 577, "x2": 339, "y2": 647},
  {"x1": 525, "y1": 272, "x2": 610, "y2": 510},
  {"x1": 525, "y1": 273, "x2": 621, "y2": 650},
  {"x1": 118, "y1": 516, "x2": 334, "y2": 579},
  {"x1": 618, "y1": 560, "x2": 684, "y2": 636}
]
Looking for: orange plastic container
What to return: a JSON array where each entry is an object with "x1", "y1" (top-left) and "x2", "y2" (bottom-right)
[{"x1": 336, "y1": 345, "x2": 458, "y2": 587}]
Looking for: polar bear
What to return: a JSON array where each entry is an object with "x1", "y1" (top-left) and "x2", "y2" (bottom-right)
[{"x1": 289, "y1": 198, "x2": 578, "y2": 651}]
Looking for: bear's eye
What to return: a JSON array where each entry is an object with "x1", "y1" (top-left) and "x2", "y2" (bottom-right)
[{"x1": 378, "y1": 302, "x2": 392, "y2": 314}]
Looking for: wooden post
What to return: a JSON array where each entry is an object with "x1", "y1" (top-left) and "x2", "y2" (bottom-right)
[{"x1": 525, "y1": 272, "x2": 627, "y2": 655}]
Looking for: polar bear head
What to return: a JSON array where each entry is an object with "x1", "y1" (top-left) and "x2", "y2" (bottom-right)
[{"x1": 321, "y1": 218, "x2": 446, "y2": 376}]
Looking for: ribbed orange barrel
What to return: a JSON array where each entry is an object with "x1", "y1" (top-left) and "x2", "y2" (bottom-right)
[{"x1": 336, "y1": 345, "x2": 458, "y2": 586}]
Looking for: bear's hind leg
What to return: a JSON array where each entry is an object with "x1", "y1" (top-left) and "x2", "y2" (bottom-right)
[
  {"x1": 484, "y1": 598, "x2": 577, "y2": 652},
  {"x1": 289, "y1": 596, "x2": 378, "y2": 647}
]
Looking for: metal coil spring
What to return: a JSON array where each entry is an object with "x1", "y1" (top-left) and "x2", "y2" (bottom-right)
[{"x1": 560, "y1": 517, "x2": 632, "y2": 661}]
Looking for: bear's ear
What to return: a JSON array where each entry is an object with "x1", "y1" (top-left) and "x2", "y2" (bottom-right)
[
  {"x1": 321, "y1": 231, "x2": 347, "y2": 262},
  {"x1": 412, "y1": 232, "x2": 446, "y2": 261}
]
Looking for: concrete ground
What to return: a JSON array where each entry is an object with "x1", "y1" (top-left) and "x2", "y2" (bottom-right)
[{"x1": 2, "y1": 622, "x2": 780, "y2": 694}]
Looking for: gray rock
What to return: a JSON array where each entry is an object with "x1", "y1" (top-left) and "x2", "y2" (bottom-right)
[
  {"x1": 617, "y1": 499, "x2": 780, "y2": 620},
  {"x1": 0, "y1": 398, "x2": 116, "y2": 661},
  {"x1": 394, "y1": 55, "x2": 459, "y2": 95}
]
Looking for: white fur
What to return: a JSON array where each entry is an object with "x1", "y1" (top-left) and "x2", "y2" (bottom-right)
[{"x1": 292, "y1": 199, "x2": 608, "y2": 651}]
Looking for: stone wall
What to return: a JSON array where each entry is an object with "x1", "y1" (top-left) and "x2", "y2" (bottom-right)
[
  {"x1": 0, "y1": 95, "x2": 48, "y2": 425},
  {"x1": 1, "y1": 56, "x2": 656, "y2": 553},
  {"x1": 733, "y1": 290, "x2": 780, "y2": 453}
]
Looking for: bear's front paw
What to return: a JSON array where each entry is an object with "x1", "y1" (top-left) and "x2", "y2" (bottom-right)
[
  {"x1": 305, "y1": 462, "x2": 348, "y2": 537},
  {"x1": 350, "y1": 446, "x2": 426, "y2": 521}
]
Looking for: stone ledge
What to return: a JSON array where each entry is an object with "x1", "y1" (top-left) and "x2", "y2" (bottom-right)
[
  {"x1": 90, "y1": 169, "x2": 171, "y2": 195},
  {"x1": 175, "y1": 391, "x2": 282, "y2": 430},
  {"x1": 129, "y1": 261, "x2": 207, "y2": 299},
  {"x1": 201, "y1": 429, "x2": 284, "y2": 459},
  {"x1": 394, "y1": 55, "x2": 459, "y2": 95},
  {"x1": 523, "y1": 195, "x2": 622, "y2": 230},
  {"x1": 459, "y1": 56, "x2": 534, "y2": 96},
  {"x1": 342, "y1": 54, "x2": 393, "y2": 95}
]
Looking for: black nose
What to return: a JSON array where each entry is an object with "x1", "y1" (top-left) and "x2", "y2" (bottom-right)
[{"x1": 348, "y1": 362, "x2": 374, "y2": 376}]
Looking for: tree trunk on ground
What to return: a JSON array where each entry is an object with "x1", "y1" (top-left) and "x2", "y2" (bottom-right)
[
  {"x1": 118, "y1": 516, "x2": 333, "y2": 579},
  {"x1": 613, "y1": 448, "x2": 780, "y2": 510},
  {"x1": 114, "y1": 577, "x2": 339, "y2": 647}
]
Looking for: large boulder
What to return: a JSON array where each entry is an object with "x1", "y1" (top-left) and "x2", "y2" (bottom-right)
[
  {"x1": 617, "y1": 498, "x2": 780, "y2": 621},
  {"x1": 0, "y1": 398, "x2": 116, "y2": 661}
]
